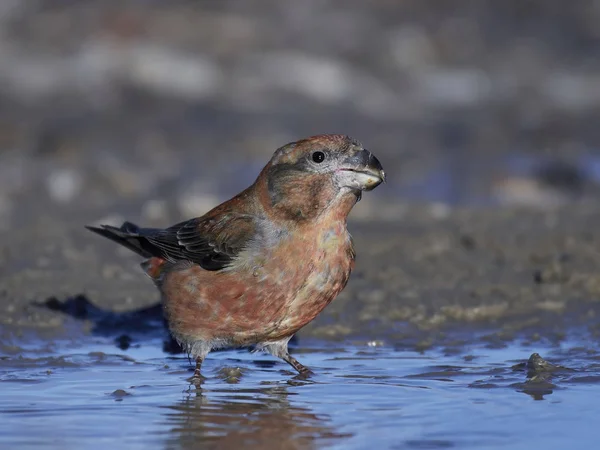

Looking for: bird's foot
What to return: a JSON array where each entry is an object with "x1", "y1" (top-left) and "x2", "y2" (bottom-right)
[
  {"x1": 187, "y1": 370, "x2": 206, "y2": 386},
  {"x1": 292, "y1": 368, "x2": 314, "y2": 381},
  {"x1": 283, "y1": 353, "x2": 314, "y2": 377}
]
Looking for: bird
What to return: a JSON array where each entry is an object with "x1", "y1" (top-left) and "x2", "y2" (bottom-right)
[{"x1": 86, "y1": 134, "x2": 385, "y2": 379}]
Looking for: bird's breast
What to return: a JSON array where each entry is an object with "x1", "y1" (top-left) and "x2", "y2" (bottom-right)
[
  {"x1": 259, "y1": 221, "x2": 355, "y2": 335},
  {"x1": 160, "y1": 221, "x2": 355, "y2": 345}
]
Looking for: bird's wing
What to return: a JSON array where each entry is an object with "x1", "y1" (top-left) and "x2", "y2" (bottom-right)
[{"x1": 144, "y1": 213, "x2": 257, "y2": 271}]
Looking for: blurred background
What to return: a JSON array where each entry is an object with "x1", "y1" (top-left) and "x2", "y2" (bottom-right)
[
  {"x1": 1, "y1": 0, "x2": 599, "y2": 234},
  {"x1": 2, "y1": 4, "x2": 600, "y2": 448}
]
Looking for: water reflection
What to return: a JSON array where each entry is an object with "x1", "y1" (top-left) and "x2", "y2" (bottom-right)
[
  {"x1": 2, "y1": 340, "x2": 600, "y2": 449},
  {"x1": 513, "y1": 376, "x2": 555, "y2": 400},
  {"x1": 510, "y1": 352, "x2": 574, "y2": 400},
  {"x1": 163, "y1": 383, "x2": 349, "y2": 450}
]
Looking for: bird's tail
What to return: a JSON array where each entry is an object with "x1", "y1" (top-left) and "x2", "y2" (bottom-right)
[{"x1": 85, "y1": 221, "x2": 156, "y2": 258}]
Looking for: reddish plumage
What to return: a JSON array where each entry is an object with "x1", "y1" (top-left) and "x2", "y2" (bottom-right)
[{"x1": 87, "y1": 134, "x2": 384, "y2": 379}]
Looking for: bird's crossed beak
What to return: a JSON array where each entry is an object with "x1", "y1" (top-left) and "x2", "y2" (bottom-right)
[{"x1": 338, "y1": 149, "x2": 386, "y2": 191}]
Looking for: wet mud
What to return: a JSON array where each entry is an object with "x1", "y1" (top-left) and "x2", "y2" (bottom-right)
[
  {"x1": 4, "y1": 203, "x2": 600, "y2": 449},
  {"x1": 3, "y1": 205, "x2": 600, "y2": 351}
]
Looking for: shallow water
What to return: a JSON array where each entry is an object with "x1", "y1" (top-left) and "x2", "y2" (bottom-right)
[{"x1": 1, "y1": 336, "x2": 599, "y2": 450}]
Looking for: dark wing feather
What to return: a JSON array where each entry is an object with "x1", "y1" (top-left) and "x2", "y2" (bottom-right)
[{"x1": 143, "y1": 214, "x2": 256, "y2": 270}]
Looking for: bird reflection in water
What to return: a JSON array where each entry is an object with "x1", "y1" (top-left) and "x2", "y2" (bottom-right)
[{"x1": 162, "y1": 379, "x2": 351, "y2": 450}]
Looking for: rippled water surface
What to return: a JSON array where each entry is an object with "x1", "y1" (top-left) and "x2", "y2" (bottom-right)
[{"x1": 1, "y1": 337, "x2": 599, "y2": 449}]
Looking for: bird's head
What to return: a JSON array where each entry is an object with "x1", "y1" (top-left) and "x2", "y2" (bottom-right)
[{"x1": 256, "y1": 135, "x2": 385, "y2": 221}]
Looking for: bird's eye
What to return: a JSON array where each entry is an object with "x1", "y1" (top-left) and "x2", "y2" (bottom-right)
[{"x1": 312, "y1": 151, "x2": 325, "y2": 163}]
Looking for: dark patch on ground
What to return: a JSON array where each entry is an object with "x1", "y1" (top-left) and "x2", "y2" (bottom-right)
[{"x1": 36, "y1": 294, "x2": 181, "y2": 353}]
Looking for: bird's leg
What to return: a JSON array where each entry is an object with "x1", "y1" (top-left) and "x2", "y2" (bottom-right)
[
  {"x1": 184, "y1": 356, "x2": 208, "y2": 388},
  {"x1": 187, "y1": 356, "x2": 207, "y2": 386},
  {"x1": 193, "y1": 356, "x2": 204, "y2": 379},
  {"x1": 184, "y1": 341, "x2": 210, "y2": 384},
  {"x1": 282, "y1": 352, "x2": 313, "y2": 375},
  {"x1": 262, "y1": 338, "x2": 314, "y2": 376}
]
